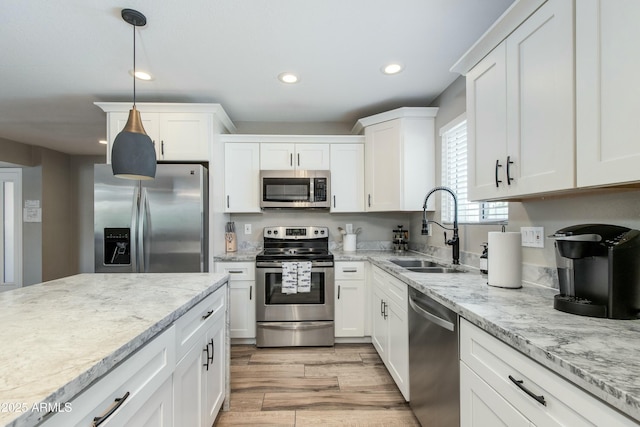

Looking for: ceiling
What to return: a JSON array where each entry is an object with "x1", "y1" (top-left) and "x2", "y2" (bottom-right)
[{"x1": 0, "y1": 0, "x2": 514, "y2": 156}]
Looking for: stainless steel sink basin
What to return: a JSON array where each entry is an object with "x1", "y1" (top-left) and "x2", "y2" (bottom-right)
[
  {"x1": 390, "y1": 259, "x2": 442, "y2": 268},
  {"x1": 405, "y1": 267, "x2": 465, "y2": 273}
]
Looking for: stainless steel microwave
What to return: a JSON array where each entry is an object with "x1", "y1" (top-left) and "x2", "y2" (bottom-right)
[{"x1": 260, "y1": 170, "x2": 330, "y2": 209}]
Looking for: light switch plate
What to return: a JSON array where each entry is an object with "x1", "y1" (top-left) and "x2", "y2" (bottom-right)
[
  {"x1": 244, "y1": 224, "x2": 252, "y2": 235},
  {"x1": 521, "y1": 227, "x2": 544, "y2": 248}
]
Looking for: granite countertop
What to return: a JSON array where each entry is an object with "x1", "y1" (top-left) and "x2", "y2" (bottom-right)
[
  {"x1": 0, "y1": 272, "x2": 228, "y2": 427},
  {"x1": 216, "y1": 249, "x2": 640, "y2": 422}
]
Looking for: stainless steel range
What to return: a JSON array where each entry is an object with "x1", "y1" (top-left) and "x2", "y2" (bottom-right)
[{"x1": 255, "y1": 226, "x2": 335, "y2": 347}]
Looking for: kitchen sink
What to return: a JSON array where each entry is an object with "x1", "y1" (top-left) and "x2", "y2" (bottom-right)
[
  {"x1": 405, "y1": 267, "x2": 465, "y2": 273},
  {"x1": 390, "y1": 259, "x2": 442, "y2": 268}
]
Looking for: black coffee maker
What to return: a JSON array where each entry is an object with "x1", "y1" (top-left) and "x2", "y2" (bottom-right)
[{"x1": 551, "y1": 224, "x2": 640, "y2": 319}]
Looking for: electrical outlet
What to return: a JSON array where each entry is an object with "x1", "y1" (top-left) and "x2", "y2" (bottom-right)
[
  {"x1": 244, "y1": 224, "x2": 252, "y2": 235},
  {"x1": 520, "y1": 227, "x2": 544, "y2": 248}
]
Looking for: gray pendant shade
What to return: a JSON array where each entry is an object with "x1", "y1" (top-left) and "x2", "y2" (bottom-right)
[
  {"x1": 111, "y1": 105, "x2": 156, "y2": 179},
  {"x1": 112, "y1": 9, "x2": 156, "y2": 180}
]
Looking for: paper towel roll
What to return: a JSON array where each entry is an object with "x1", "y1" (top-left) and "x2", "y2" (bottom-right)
[{"x1": 487, "y1": 232, "x2": 522, "y2": 289}]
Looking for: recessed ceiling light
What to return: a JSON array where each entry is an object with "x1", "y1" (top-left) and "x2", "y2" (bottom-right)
[
  {"x1": 278, "y1": 72, "x2": 299, "y2": 84},
  {"x1": 129, "y1": 70, "x2": 154, "y2": 81},
  {"x1": 99, "y1": 140, "x2": 108, "y2": 145},
  {"x1": 382, "y1": 63, "x2": 403, "y2": 75}
]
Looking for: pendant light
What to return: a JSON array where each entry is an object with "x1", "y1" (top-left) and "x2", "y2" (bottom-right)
[{"x1": 111, "y1": 8, "x2": 156, "y2": 180}]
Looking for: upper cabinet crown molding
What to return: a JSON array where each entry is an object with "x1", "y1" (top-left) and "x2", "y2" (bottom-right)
[
  {"x1": 94, "y1": 102, "x2": 237, "y2": 134},
  {"x1": 219, "y1": 134, "x2": 364, "y2": 144},
  {"x1": 450, "y1": 0, "x2": 548, "y2": 75},
  {"x1": 352, "y1": 107, "x2": 438, "y2": 135}
]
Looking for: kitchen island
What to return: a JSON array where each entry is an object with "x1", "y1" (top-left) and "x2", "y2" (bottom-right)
[{"x1": 0, "y1": 272, "x2": 229, "y2": 427}]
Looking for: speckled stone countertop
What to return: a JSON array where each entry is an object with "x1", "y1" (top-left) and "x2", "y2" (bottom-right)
[
  {"x1": 0, "y1": 273, "x2": 228, "y2": 427},
  {"x1": 217, "y1": 249, "x2": 640, "y2": 422}
]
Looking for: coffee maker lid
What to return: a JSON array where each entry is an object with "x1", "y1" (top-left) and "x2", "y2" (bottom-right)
[{"x1": 551, "y1": 224, "x2": 631, "y2": 241}]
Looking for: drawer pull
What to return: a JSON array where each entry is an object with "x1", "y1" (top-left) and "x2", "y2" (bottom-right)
[
  {"x1": 342, "y1": 268, "x2": 358, "y2": 273},
  {"x1": 509, "y1": 375, "x2": 546, "y2": 406},
  {"x1": 202, "y1": 310, "x2": 214, "y2": 320},
  {"x1": 228, "y1": 270, "x2": 244, "y2": 274},
  {"x1": 92, "y1": 391, "x2": 130, "y2": 426}
]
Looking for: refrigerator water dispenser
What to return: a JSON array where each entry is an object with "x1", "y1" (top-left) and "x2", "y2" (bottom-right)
[{"x1": 104, "y1": 228, "x2": 131, "y2": 265}]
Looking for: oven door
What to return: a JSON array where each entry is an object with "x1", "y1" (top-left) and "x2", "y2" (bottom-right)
[{"x1": 256, "y1": 262, "x2": 334, "y2": 322}]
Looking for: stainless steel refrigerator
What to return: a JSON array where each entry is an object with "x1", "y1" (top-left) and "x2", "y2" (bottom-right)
[{"x1": 94, "y1": 163, "x2": 208, "y2": 273}]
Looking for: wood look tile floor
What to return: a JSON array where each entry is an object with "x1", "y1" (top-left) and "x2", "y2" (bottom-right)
[{"x1": 214, "y1": 344, "x2": 421, "y2": 426}]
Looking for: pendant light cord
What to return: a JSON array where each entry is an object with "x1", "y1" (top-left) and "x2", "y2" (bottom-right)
[{"x1": 132, "y1": 23, "x2": 136, "y2": 107}]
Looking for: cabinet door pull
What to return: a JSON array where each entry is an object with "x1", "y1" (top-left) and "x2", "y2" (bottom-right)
[
  {"x1": 203, "y1": 345, "x2": 210, "y2": 371},
  {"x1": 202, "y1": 310, "x2": 214, "y2": 320},
  {"x1": 383, "y1": 301, "x2": 388, "y2": 319},
  {"x1": 337, "y1": 285, "x2": 341, "y2": 300},
  {"x1": 227, "y1": 195, "x2": 230, "y2": 209},
  {"x1": 333, "y1": 195, "x2": 336, "y2": 208},
  {"x1": 380, "y1": 300, "x2": 385, "y2": 316},
  {"x1": 92, "y1": 391, "x2": 130, "y2": 426},
  {"x1": 297, "y1": 153, "x2": 300, "y2": 166},
  {"x1": 368, "y1": 194, "x2": 371, "y2": 207},
  {"x1": 506, "y1": 156, "x2": 514, "y2": 185},
  {"x1": 208, "y1": 338, "x2": 215, "y2": 363},
  {"x1": 495, "y1": 159, "x2": 503, "y2": 187},
  {"x1": 249, "y1": 285, "x2": 253, "y2": 300},
  {"x1": 290, "y1": 153, "x2": 293, "y2": 167},
  {"x1": 509, "y1": 375, "x2": 546, "y2": 406},
  {"x1": 161, "y1": 141, "x2": 165, "y2": 156}
]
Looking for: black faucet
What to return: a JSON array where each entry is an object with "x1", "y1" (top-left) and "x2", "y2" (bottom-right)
[{"x1": 422, "y1": 186, "x2": 460, "y2": 265}]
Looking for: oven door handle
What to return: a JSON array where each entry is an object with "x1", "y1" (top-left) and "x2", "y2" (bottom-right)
[{"x1": 259, "y1": 321, "x2": 331, "y2": 330}]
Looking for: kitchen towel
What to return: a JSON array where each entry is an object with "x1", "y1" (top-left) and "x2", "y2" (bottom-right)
[
  {"x1": 281, "y1": 262, "x2": 298, "y2": 294},
  {"x1": 297, "y1": 261, "x2": 312, "y2": 293},
  {"x1": 487, "y1": 231, "x2": 522, "y2": 289}
]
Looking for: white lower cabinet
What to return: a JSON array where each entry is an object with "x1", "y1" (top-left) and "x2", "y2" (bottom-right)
[
  {"x1": 42, "y1": 326, "x2": 176, "y2": 427},
  {"x1": 460, "y1": 319, "x2": 635, "y2": 427},
  {"x1": 215, "y1": 262, "x2": 256, "y2": 339},
  {"x1": 42, "y1": 285, "x2": 227, "y2": 427},
  {"x1": 334, "y1": 262, "x2": 366, "y2": 337},
  {"x1": 370, "y1": 265, "x2": 409, "y2": 400}
]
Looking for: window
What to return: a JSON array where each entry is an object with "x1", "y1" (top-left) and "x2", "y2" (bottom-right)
[{"x1": 440, "y1": 114, "x2": 508, "y2": 224}]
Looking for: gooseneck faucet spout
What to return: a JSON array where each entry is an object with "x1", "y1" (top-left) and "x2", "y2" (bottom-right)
[{"x1": 422, "y1": 186, "x2": 460, "y2": 265}]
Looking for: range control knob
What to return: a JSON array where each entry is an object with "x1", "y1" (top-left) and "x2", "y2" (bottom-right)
[
  {"x1": 314, "y1": 230, "x2": 319, "y2": 235},
  {"x1": 273, "y1": 230, "x2": 278, "y2": 235}
]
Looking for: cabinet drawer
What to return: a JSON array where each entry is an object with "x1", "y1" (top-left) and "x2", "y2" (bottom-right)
[
  {"x1": 215, "y1": 262, "x2": 255, "y2": 281},
  {"x1": 43, "y1": 326, "x2": 176, "y2": 427},
  {"x1": 460, "y1": 319, "x2": 633, "y2": 427},
  {"x1": 335, "y1": 261, "x2": 365, "y2": 280},
  {"x1": 175, "y1": 286, "x2": 226, "y2": 362},
  {"x1": 372, "y1": 266, "x2": 407, "y2": 309}
]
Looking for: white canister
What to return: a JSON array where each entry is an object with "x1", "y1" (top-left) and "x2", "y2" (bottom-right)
[
  {"x1": 343, "y1": 234, "x2": 357, "y2": 252},
  {"x1": 487, "y1": 231, "x2": 522, "y2": 289}
]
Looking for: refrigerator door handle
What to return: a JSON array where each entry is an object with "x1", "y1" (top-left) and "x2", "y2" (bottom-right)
[
  {"x1": 130, "y1": 186, "x2": 141, "y2": 273},
  {"x1": 138, "y1": 188, "x2": 150, "y2": 273}
]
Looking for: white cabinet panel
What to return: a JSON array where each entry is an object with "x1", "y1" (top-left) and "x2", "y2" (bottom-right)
[
  {"x1": 224, "y1": 143, "x2": 261, "y2": 213},
  {"x1": 334, "y1": 262, "x2": 366, "y2": 337},
  {"x1": 466, "y1": 0, "x2": 574, "y2": 201},
  {"x1": 577, "y1": 0, "x2": 640, "y2": 187},
  {"x1": 260, "y1": 143, "x2": 330, "y2": 170},
  {"x1": 330, "y1": 144, "x2": 364, "y2": 212},
  {"x1": 215, "y1": 262, "x2": 256, "y2": 339}
]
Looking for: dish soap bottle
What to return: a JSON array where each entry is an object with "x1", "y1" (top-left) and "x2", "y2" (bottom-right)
[{"x1": 480, "y1": 243, "x2": 488, "y2": 275}]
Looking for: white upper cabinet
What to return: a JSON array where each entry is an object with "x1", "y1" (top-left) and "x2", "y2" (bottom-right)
[
  {"x1": 356, "y1": 107, "x2": 437, "y2": 212},
  {"x1": 330, "y1": 144, "x2": 365, "y2": 212},
  {"x1": 576, "y1": 0, "x2": 640, "y2": 187},
  {"x1": 260, "y1": 143, "x2": 330, "y2": 170},
  {"x1": 95, "y1": 102, "x2": 235, "y2": 163},
  {"x1": 462, "y1": 0, "x2": 575, "y2": 201},
  {"x1": 224, "y1": 142, "x2": 261, "y2": 213}
]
